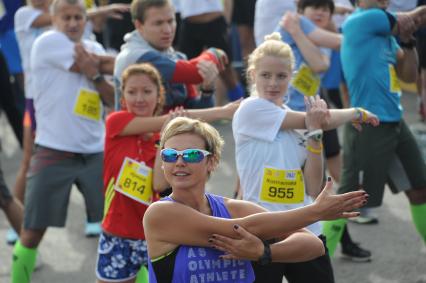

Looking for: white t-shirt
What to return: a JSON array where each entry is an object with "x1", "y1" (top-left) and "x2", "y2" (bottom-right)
[
  {"x1": 179, "y1": 0, "x2": 222, "y2": 19},
  {"x1": 31, "y1": 30, "x2": 106, "y2": 153},
  {"x1": 233, "y1": 97, "x2": 322, "y2": 235},
  {"x1": 387, "y1": 0, "x2": 417, "y2": 12},
  {"x1": 14, "y1": 6, "x2": 50, "y2": 98},
  {"x1": 172, "y1": 0, "x2": 180, "y2": 13},
  {"x1": 332, "y1": 0, "x2": 354, "y2": 29},
  {"x1": 254, "y1": 0, "x2": 296, "y2": 46}
]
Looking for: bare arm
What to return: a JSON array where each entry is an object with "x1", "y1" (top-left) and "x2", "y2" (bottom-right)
[
  {"x1": 299, "y1": 97, "x2": 326, "y2": 197},
  {"x1": 87, "y1": 3, "x2": 130, "y2": 20},
  {"x1": 401, "y1": 6, "x2": 426, "y2": 29},
  {"x1": 72, "y1": 44, "x2": 115, "y2": 107},
  {"x1": 210, "y1": 201, "x2": 325, "y2": 263},
  {"x1": 325, "y1": 108, "x2": 379, "y2": 130},
  {"x1": 97, "y1": 54, "x2": 116, "y2": 75},
  {"x1": 120, "y1": 101, "x2": 239, "y2": 136},
  {"x1": 209, "y1": 225, "x2": 325, "y2": 263},
  {"x1": 396, "y1": 48, "x2": 418, "y2": 83},
  {"x1": 152, "y1": 147, "x2": 169, "y2": 193},
  {"x1": 94, "y1": 80, "x2": 115, "y2": 107},
  {"x1": 334, "y1": 5, "x2": 354, "y2": 15},
  {"x1": 303, "y1": 137, "x2": 324, "y2": 198},
  {"x1": 31, "y1": 12, "x2": 51, "y2": 28},
  {"x1": 308, "y1": 28, "x2": 342, "y2": 50},
  {"x1": 282, "y1": 12, "x2": 330, "y2": 73},
  {"x1": 223, "y1": 0, "x2": 233, "y2": 24},
  {"x1": 280, "y1": 96, "x2": 328, "y2": 131}
]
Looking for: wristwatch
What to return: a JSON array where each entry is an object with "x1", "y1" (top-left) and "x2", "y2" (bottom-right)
[
  {"x1": 399, "y1": 39, "x2": 416, "y2": 49},
  {"x1": 305, "y1": 129, "x2": 323, "y2": 142},
  {"x1": 91, "y1": 72, "x2": 105, "y2": 84},
  {"x1": 200, "y1": 87, "x2": 215, "y2": 97},
  {"x1": 257, "y1": 241, "x2": 272, "y2": 266}
]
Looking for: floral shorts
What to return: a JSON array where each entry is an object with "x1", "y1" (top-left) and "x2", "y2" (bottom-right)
[{"x1": 96, "y1": 232, "x2": 148, "y2": 281}]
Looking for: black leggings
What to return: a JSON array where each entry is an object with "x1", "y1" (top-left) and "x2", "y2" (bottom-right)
[{"x1": 0, "y1": 50, "x2": 23, "y2": 147}]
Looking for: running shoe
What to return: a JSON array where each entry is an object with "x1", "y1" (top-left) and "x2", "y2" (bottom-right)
[
  {"x1": 349, "y1": 207, "x2": 379, "y2": 224},
  {"x1": 341, "y1": 242, "x2": 372, "y2": 262},
  {"x1": 85, "y1": 221, "x2": 102, "y2": 237},
  {"x1": 6, "y1": 228, "x2": 18, "y2": 245},
  {"x1": 34, "y1": 254, "x2": 43, "y2": 271},
  {"x1": 349, "y1": 215, "x2": 379, "y2": 224}
]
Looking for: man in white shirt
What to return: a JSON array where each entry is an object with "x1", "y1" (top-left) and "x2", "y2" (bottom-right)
[{"x1": 11, "y1": 0, "x2": 114, "y2": 282}]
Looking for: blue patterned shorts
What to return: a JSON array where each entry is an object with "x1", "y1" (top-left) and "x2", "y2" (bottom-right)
[{"x1": 96, "y1": 232, "x2": 148, "y2": 281}]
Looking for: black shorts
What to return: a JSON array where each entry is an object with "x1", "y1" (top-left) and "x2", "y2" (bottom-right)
[
  {"x1": 323, "y1": 129, "x2": 341, "y2": 158},
  {"x1": 178, "y1": 16, "x2": 232, "y2": 60},
  {"x1": 251, "y1": 235, "x2": 334, "y2": 283},
  {"x1": 0, "y1": 161, "x2": 12, "y2": 208},
  {"x1": 416, "y1": 33, "x2": 426, "y2": 69},
  {"x1": 232, "y1": 0, "x2": 257, "y2": 27}
]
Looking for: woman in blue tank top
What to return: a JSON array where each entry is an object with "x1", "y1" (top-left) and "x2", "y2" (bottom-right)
[{"x1": 143, "y1": 117, "x2": 369, "y2": 283}]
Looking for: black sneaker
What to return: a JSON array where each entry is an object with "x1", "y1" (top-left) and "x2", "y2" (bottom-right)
[{"x1": 341, "y1": 242, "x2": 372, "y2": 262}]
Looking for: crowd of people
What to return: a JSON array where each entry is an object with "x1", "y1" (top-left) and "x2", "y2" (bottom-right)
[{"x1": 0, "y1": 0, "x2": 425, "y2": 282}]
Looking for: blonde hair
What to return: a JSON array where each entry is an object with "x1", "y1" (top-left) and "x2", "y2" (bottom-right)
[
  {"x1": 160, "y1": 117, "x2": 224, "y2": 169},
  {"x1": 121, "y1": 63, "x2": 165, "y2": 116},
  {"x1": 247, "y1": 32, "x2": 295, "y2": 89}
]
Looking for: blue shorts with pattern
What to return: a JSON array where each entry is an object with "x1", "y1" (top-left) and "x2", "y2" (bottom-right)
[{"x1": 96, "y1": 232, "x2": 148, "y2": 281}]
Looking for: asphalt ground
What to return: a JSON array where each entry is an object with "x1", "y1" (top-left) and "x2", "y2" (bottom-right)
[{"x1": 0, "y1": 92, "x2": 425, "y2": 283}]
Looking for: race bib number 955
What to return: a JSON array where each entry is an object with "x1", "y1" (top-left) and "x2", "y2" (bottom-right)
[{"x1": 260, "y1": 167, "x2": 304, "y2": 204}]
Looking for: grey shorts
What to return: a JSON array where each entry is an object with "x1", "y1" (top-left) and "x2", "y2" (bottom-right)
[
  {"x1": 0, "y1": 161, "x2": 12, "y2": 208},
  {"x1": 24, "y1": 146, "x2": 104, "y2": 229},
  {"x1": 338, "y1": 120, "x2": 426, "y2": 207}
]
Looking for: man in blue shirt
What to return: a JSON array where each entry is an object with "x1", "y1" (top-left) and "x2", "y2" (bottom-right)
[{"x1": 323, "y1": 0, "x2": 426, "y2": 254}]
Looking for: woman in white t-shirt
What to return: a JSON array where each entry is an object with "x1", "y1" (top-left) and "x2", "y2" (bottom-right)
[{"x1": 220, "y1": 33, "x2": 379, "y2": 283}]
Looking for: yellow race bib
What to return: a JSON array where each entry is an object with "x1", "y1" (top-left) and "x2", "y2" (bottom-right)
[
  {"x1": 291, "y1": 64, "x2": 321, "y2": 97},
  {"x1": 115, "y1": 157, "x2": 153, "y2": 205},
  {"x1": 84, "y1": 0, "x2": 94, "y2": 8},
  {"x1": 260, "y1": 167, "x2": 305, "y2": 204},
  {"x1": 74, "y1": 88, "x2": 102, "y2": 121},
  {"x1": 389, "y1": 64, "x2": 401, "y2": 93}
]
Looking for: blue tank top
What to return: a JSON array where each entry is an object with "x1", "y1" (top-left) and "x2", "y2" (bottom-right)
[{"x1": 148, "y1": 193, "x2": 255, "y2": 283}]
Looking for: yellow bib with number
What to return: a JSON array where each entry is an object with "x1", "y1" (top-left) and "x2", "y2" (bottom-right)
[
  {"x1": 115, "y1": 157, "x2": 153, "y2": 205},
  {"x1": 74, "y1": 88, "x2": 102, "y2": 121},
  {"x1": 389, "y1": 64, "x2": 401, "y2": 93},
  {"x1": 84, "y1": 0, "x2": 94, "y2": 8},
  {"x1": 260, "y1": 167, "x2": 304, "y2": 204},
  {"x1": 291, "y1": 64, "x2": 321, "y2": 97}
]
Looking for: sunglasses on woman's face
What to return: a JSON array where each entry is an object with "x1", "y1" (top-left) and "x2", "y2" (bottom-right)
[{"x1": 161, "y1": 148, "x2": 211, "y2": 163}]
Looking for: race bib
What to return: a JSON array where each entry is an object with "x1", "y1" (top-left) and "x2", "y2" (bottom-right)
[
  {"x1": 74, "y1": 88, "x2": 101, "y2": 121},
  {"x1": 291, "y1": 64, "x2": 321, "y2": 97},
  {"x1": 84, "y1": 0, "x2": 94, "y2": 8},
  {"x1": 260, "y1": 167, "x2": 304, "y2": 204},
  {"x1": 115, "y1": 157, "x2": 153, "y2": 205},
  {"x1": 389, "y1": 64, "x2": 401, "y2": 93}
]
